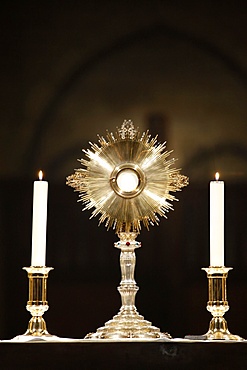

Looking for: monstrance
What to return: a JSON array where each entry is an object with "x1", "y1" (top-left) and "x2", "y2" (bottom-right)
[{"x1": 67, "y1": 119, "x2": 188, "y2": 339}]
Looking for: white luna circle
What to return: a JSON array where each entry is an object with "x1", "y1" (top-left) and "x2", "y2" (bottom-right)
[{"x1": 116, "y1": 169, "x2": 139, "y2": 192}]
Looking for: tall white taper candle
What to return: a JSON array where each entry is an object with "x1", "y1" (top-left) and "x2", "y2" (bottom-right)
[
  {"x1": 210, "y1": 172, "x2": 224, "y2": 266},
  {"x1": 31, "y1": 170, "x2": 48, "y2": 266}
]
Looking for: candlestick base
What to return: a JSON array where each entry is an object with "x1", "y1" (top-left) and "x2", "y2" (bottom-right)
[
  {"x1": 24, "y1": 316, "x2": 49, "y2": 337},
  {"x1": 202, "y1": 267, "x2": 243, "y2": 341},
  {"x1": 205, "y1": 316, "x2": 242, "y2": 341},
  {"x1": 85, "y1": 233, "x2": 171, "y2": 340}
]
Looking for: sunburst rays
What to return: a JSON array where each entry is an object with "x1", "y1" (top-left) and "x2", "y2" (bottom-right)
[{"x1": 67, "y1": 120, "x2": 188, "y2": 233}]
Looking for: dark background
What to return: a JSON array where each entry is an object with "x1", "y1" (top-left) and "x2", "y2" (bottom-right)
[{"x1": 0, "y1": 0, "x2": 247, "y2": 340}]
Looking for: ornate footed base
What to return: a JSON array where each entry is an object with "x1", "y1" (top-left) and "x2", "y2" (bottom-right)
[
  {"x1": 11, "y1": 316, "x2": 73, "y2": 342},
  {"x1": 85, "y1": 233, "x2": 171, "y2": 340},
  {"x1": 24, "y1": 316, "x2": 50, "y2": 337},
  {"x1": 205, "y1": 316, "x2": 242, "y2": 341},
  {"x1": 12, "y1": 334, "x2": 58, "y2": 342},
  {"x1": 12, "y1": 316, "x2": 59, "y2": 342},
  {"x1": 85, "y1": 306, "x2": 170, "y2": 340}
]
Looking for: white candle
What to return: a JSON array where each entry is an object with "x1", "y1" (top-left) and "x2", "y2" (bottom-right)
[
  {"x1": 31, "y1": 170, "x2": 48, "y2": 266},
  {"x1": 210, "y1": 172, "x2": 224, "y2": 266}
]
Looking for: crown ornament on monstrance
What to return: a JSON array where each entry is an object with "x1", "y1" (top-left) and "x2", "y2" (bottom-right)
[{"x1": 66, "y1": 119, "x2": 188, "y2": 339}]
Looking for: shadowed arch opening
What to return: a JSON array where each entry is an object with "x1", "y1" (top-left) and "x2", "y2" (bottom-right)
[{"x1": 23, "y1": 23, "x2": 247, "y2": 175}]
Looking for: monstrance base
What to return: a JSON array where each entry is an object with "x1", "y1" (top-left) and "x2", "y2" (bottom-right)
[{"x1": 85, "y1": 307, "x2": 171, "y2": 340}]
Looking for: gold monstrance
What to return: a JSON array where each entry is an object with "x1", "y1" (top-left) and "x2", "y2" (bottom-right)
[{"x1": 67, "y1": 120, "x2": 188, "y2": 339}]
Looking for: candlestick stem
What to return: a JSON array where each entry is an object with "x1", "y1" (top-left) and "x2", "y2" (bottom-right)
[
  {"x1": 85, "y1": 232, "x2": 171, "y2": 340},
  {"x1": 202, "y1": 267, "x2": 243, "y2": 340}
]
